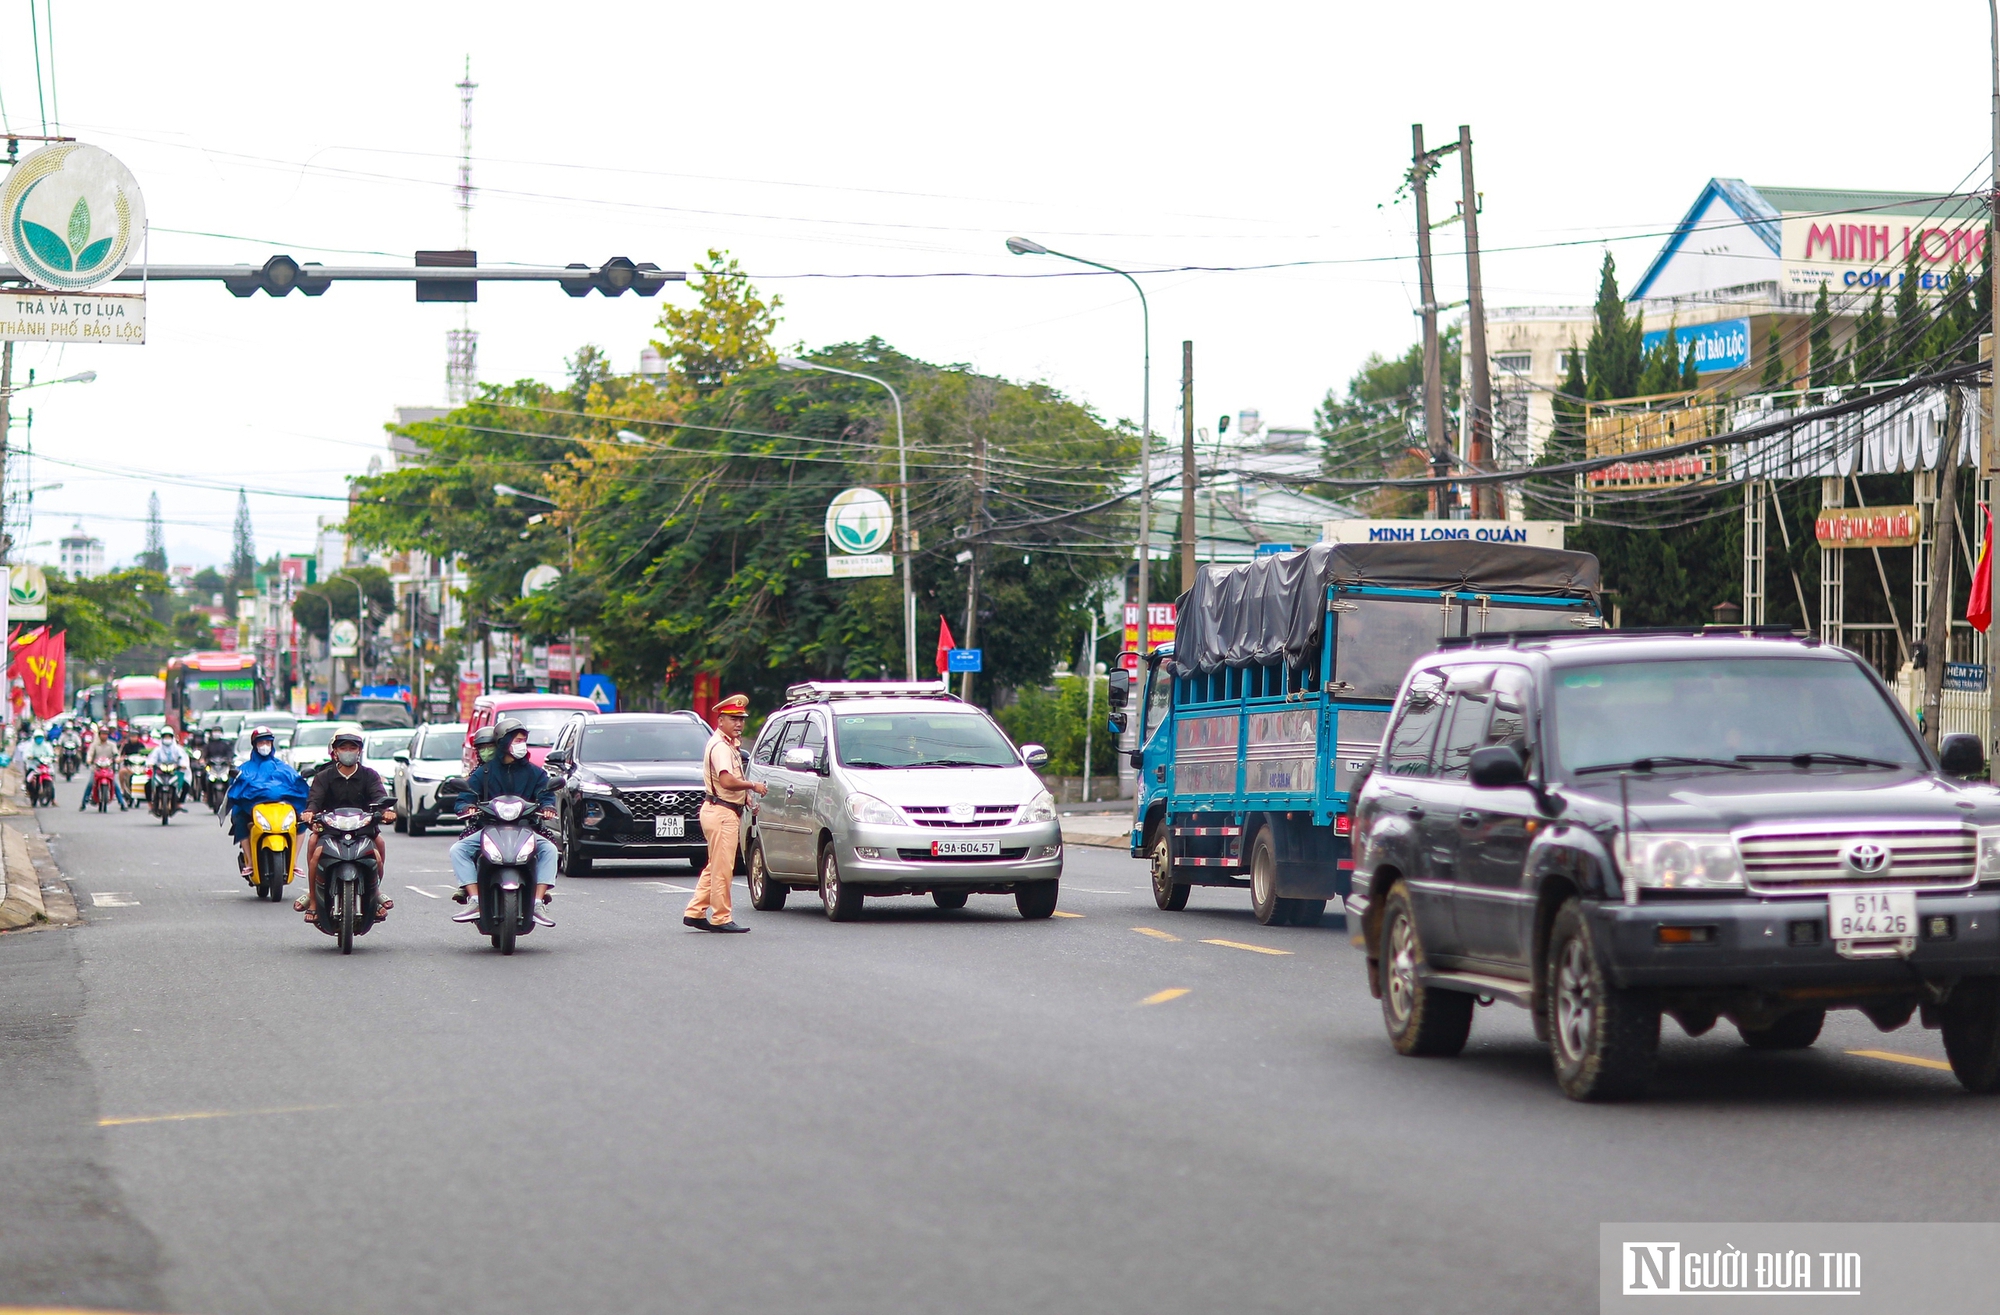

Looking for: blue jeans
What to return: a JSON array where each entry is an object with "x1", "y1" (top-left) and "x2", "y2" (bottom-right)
[{"x1": 450, "y1": 832, "x2": 558, "y2": 889}]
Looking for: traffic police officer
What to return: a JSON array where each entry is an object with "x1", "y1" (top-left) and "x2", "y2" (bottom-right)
[{"x1": 687, "y1": 694, "x2": 765, "y2": 932}]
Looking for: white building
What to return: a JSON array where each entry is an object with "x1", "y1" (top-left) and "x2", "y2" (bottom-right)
[{"x1": 57, "y1": 523, "x2": 104, "y2": 579}]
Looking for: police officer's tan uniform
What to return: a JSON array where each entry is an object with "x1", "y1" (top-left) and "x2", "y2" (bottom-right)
[{"x1": 687, "y1": 694, "x2": 762, "y2": 931}]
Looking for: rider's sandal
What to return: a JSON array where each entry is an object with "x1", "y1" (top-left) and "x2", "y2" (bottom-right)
[
  {"x1": 373, "y1": 898, "x2": 394, "y2": 922},
  {"x1": 292, "y1": 893, "x2": 308, "y2": 911}
]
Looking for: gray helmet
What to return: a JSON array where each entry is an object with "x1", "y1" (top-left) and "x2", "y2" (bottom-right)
[
  {"x1": 494, "y1": 716, "x2": 528, "y2": 746},
  {"x1": 470, "y1": 725, "x2": 499, "y2": 749}
]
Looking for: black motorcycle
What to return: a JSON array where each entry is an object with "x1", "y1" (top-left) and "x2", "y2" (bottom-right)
[
  {"x1": 203, "y1": 744, "x2": 234, "y2": 812},
  {"x1": 310, "y1": 804, "x2": 389, "y2": 955},
  {"x1": 56, "y1": 739, "x2": 79, "y2": 781},
  {"x1": 441, "y1": 780, "x2": 548, "y2": 956}
]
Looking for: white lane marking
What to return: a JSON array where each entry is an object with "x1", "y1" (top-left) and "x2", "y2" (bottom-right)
[
  {"x1": 92, "y1": 892, "x2": 139, "y2": 907},
  {"x1": 633, "y1": 881, "x2": 698, "y2": 893},
  {"x1": 1066, "y1": 887, "x2": 1129, "y2": 895},
  {"x1": 404, "y1": 885, "x2": 443, "y2": 899}
]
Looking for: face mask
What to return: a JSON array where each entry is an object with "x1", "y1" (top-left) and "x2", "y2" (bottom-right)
[
  {"x1": 255, "y1": 744, "x2": 273, "y2": 758},
  {"x1": 336, "y1": 750, "x2": 360, "y2": 767},
  {"x1": 477, "y1": 746, "x2": 496, "y2": 763},
  {"x1": 509, "y1": 739, "x2": 529, "y2": 760}
]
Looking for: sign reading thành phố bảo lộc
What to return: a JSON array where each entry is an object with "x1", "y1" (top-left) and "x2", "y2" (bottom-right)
[
  {"x1": 0, "y1": 288, "x2": 145, "y2": 344},
  {"x1": 1814, "y1": 505, "x2": 1920, "y2": 549}
]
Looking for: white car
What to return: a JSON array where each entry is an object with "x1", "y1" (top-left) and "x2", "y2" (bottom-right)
[
  {"x1": 287, "y1": 721, "x2": 364, "y2": 774},
  {"x1": 364, "y1": 727, "x2": 414, "y2": 778},
  {"x1": 393, "y1": 721, "x2": 468, "y2": 836}
]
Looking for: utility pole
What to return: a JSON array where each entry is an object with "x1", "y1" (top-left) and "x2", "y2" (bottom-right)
[
  {"x1": 0, "y1": 341, "x2": 12, "y2": 565},
  {"x1": 962, "y1": 424, "x2": 986, "y2": 702},
  {"x1": 1459, "y1": 124, "x2": 1496, "y2": 519},
  {"x1": 1180, "y1": 341, "x2": 1197, "y2": 592},
  {"x1": 1988, "y1": 0, "x2": 2000, "y2": 768},
  {"x1": 1411, "y1": 125, "x2": 1450, "y2": 518}
]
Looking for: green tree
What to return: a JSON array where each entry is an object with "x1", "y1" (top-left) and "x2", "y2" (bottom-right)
[
  {"x1": 1759, "y1": 321, "x2": 1788, "y2": 392},
  {"x1": 1849, "y1": 286, "x2": 1889, "y2": 383},
  {"x1": 1808, "y1": 281, "x2": 1837, "y2": 389},
  {"x1": 1315, "y1": 324, "x2": 1460, "y2": 516},
  {"x1": 995, "y1": 674, "x2": 1120, "y2": 777},
  {"x1": 1584, "y1": 252, "x2": 1644, "y2": 401},
  {"x1": 648, "y1": 249, "x2": 781, "y2": 396},
  {"x1": 46, "y1": 568, "x2": 170, "y2": 665},
  {"x1": 1890, "y1": 248, "x2": 1931, "y2": 376},
  {"x1": 138, "y1": 493, "x2": 167, "y2": 574},
  {"x1": 292, "y1": 567, "x2": 395, "y2": 639},
  {"x1": 228, "y1": 490, "x2": 256, "y2": 597}
]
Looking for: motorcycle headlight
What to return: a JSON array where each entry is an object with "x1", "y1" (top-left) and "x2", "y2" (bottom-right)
[
  {"x1": 492, "y1": 798, "x2": 526, "y2": 821},
  {"x1": 513, "y1": 834, "x2": 539, "y2": 864},
  {"x1": 1620, "y1": 832, "x2": 1745, "y2": 893},
  {"x1": 846, "y1": 793, "x2": 906, "y2": 826},
  {"x1": 1021, "y1": 789, "x2": 1057, "y2": 823},
  {"x1": 481, "y1": 834, "x2": 507, "y2": 863},
  {"x1": 328, "y1": 813, "x2": 366, "y2": 833},
  {"x1": 1977, "y1": 826, "x2": 2000, "y2": 882}
]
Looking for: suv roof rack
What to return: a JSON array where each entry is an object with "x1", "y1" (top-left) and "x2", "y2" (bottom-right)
[
  {"x1": 781, "y1": 680, "x2": 959, "y2": 705},
  {"x1": 1437, "y1": 624, "x2": 1813, "y2": 651}
]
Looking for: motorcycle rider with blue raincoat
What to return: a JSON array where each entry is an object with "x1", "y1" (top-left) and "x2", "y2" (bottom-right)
[{"x1": 225, "y1": 726, "x2": 309, "y2": 880}]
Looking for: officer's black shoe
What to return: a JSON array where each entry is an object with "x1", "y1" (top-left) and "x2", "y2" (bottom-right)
[
  {"x1": 683, "y1": 915, "x2": 709, "y2": 928},
  {"x1": 707, "y1": 921, "x2": 750, "y2": 933}
]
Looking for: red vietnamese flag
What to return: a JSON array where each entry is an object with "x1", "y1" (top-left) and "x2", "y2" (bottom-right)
[
  {"x1": 9, "y1": 626, "x2": 64, "y2": 720},
  {"x1": 1972, "y1": 507, "x2": 1994, "y2": 634},
  {"x1": 935, "y1": 616, "x2": 957, "y2": 676}
]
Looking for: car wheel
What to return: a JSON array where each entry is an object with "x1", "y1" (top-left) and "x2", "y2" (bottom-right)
[
  {"x1": 1940, "y1": 977, "x2": 2000, "y2": 1093},
  {"x1": 932, "y1": 889, "x2": 969, "y2": 910},
  {"x1": 1378, "y1": 882, "x2": 1473, "y2": 1057},
  {"x1": 820, "y1": 845, "x2": 862, "y2": 922},
  {"x1": 1014, "y1": 879, "x2": 1059, "y2": 920},
  {"x1": 747, "y1": 841, "x2": 786, "y2": 911},
  {"x1": 1150, "y1": 832, "x2": 1190, "y2": 911},
  {"x1": 1545, "y1": 899, "x2": 1658, "y2": 1100},
  {"x1": 393, "y1": 810, "x2": 407, "y2": 834},
  {"x1": 1738, "y1": 1008, "x2": 1825, "y2": 1050},
  {"x1": 407, "y1": 799, "x2": 426, "y2": 838},
  {"x1": 565, "y1": 819, "x2": 594, "y2": 879}
]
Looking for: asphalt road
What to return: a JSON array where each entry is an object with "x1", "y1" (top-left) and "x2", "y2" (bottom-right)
[{"x1": 6, "y1": 800, "x2": 2000, "y2": 1314}]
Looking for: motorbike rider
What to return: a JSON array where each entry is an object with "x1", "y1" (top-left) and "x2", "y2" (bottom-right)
[
  {"x1": 224, "y1": 726, "x2": 309, "y2": 880},
  {"x1": 83, "y1": 732, "x2": 120, "y2": 810},
  {"x1": 449, "y1": 718, "x2": 558, "y2": 926},
  {"x1": 116, "y1": 733, "x2": 150, "y2": 809},
  {"x1": 144, "y1": 729, "x2": 190, "y2": 807},
  {"x1": 19, "y1": 729, "x2": 53, "y2": 774},
  {"x1": 296, "y1": 727, "x2": 395, "y2": 922}
]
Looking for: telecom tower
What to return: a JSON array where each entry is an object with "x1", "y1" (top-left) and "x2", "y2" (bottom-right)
[{"x1": 445, "y1": 58, "x2": 478, "y2": 404}]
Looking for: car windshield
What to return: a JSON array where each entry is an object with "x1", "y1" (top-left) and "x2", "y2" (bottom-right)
[
  {"x1": 1550, "y1": 657, "x2": 1922, "y2": 775},
  {"x1": 293, "y1": 723, "x2": 360, "y2": 749},
  {"x1": 117, "y1": 698, "x2": 165, "y2": 718},
  {"x1": 348, "y1": 701, "x2": 414, "y2": 729},
  {"x1": 506, "y1": 707, "x2": 583, "y2": 746},
  {"x1": 365, "y1": 732, "x2": 413, "y2": 760},
  {"x1": 833, "y1": 712, "x2": 1019, "y2": 768},
  {"x1": 581, "y1": 721, "x2": 708, "y2": 762},
  {"x1": 419, "y1": 725, "x2": 467, "y2": 760}
]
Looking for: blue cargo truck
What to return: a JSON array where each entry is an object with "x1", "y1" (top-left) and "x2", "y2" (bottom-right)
[{"x1": 1107, "y1": 541, "x2": 1602, "y2": 926}]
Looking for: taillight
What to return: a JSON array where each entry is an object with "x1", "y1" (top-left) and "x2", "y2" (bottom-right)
[{"x1": 1335, "y1": 814, "x2": 1352, "y2": 836}]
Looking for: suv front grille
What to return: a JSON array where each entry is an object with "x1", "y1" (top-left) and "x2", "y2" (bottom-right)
[
  {"x1": 622, "y1": 789, "x2": 704, "y2": 821},
  {"x1": 1737, "y1": 826, "x2": 1976, "y2": 893},
  {"x1": 903, "y1": 804, "x2": 1018, "y2": 828}
]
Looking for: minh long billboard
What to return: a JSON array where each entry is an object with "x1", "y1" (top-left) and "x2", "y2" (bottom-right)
[{"x1": 1782, "y1": 210, "x2": 1986, "y2": 295}]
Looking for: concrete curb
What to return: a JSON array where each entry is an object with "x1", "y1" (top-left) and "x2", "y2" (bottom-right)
[
  {"x1": 0, "y1": 766, "x2": 78, "y2": 932},
  {"x1": 1059, "y1": 818, "x2": 1135, "y2": 852}
]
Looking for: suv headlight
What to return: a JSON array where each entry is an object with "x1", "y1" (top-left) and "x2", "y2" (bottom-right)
[
  {"x1": 1620, "y1": 832, "x2": 1745, "y2": 892},
  {"x1": 1021, "y1": 789, "x2": 1057, "y2": 823},
  {"x1": 846, "y1": 793, "x2": 906, "y2": 826},
  {"x1": 576, "y1": 779, "x2": 614, "y2": 796},
  {"x1": 1977, "y1": 826, "x2": 2000, "y2": 881}
]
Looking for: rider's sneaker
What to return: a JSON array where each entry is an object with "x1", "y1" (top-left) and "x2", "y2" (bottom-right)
[
  {"x1": 532, "y1": 907, "x2": 555, "y2": 928},
  {"x1": 451, "y1": 902, "x2": 483, "y2": 923}
]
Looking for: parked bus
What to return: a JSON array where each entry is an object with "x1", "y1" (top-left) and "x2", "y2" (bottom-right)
[{"x1": 164, "y1": 651, "x2": 266, "y2": 734}]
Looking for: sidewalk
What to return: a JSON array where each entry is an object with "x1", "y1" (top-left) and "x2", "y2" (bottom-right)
[
  {"x1": 1060, "y1": 812, "x2": 1134, "y2": 851},
  {"x1": 0, "y1": 767, "x2": 79, "y2": 932}
]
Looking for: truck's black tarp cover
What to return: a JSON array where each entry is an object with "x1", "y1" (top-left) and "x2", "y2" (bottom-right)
[{"x1": 1171, "y1": 541, "x2": 1602, "y2": 673}]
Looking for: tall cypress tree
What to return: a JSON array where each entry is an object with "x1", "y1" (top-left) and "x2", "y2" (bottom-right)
[
  {"x1": 1584, "y1": 252, "x2": 1644, "y2": 401},
  {"x1": 1890, "y1": 247, "x2": 1930, "y2": 375},
  {"x1": 1808, "y1": 281, "x2": 1836, "y2": 390},
  {"x1": 1544, "y1": 339, "x2": 1588, "y2": 464},
  {"x1": 1849, "y1": 287, "x2": 1887, "y2": 384},
  {"x1": 228, "y1": 489, "x2": 256, "y2": 597},
  {"x1": 1759, "y1": 321, "x2": 1788, "y2": 391}
]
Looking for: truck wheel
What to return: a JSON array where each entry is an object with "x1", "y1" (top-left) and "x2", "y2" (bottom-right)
[
  {"x1": 747, "y1": 841, "x2": 786, "y2": 911},
  {"x1": 1378, "y1": 882, "x2": 1472, "y2": 1055},
  {"x1": 1940, "y1": 978, "x2": 2000, "y2": 1093},
  {"x1": 1249, "y1": 831, "x2": 1284, "y2": 924},
  {"x1": 1150, "y1": 834, "x2": 1189, "y2": 911},
  {"x1": 1545, "y1": 899, "x2": 1658, "y2": 1100},
  {"x1": 1738, "y1": 1008, "x2": 1825, "y2": 1050}
]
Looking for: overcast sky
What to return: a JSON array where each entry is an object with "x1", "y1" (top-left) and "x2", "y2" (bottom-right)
[{"x1": 0, "y1": 0, "x2": 1991, "y2": 569}]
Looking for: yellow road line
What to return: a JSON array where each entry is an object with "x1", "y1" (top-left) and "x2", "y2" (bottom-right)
[
  {"x1": 1847, "y1": 1048, "x2": 1954, "y2": 1073},
  {"x1": 1051, "y1": 910, "x2": 1084, "y2": 918},
  {"x1": 1132, "y1": 926, "x2": 1181, "y2": 942},
  {"x1": 1201, "y1": 938, "x2": 1292, "y2": 957},
  {"x1": 99, "y1": 1102, "x2": 334, "y2": 1128},
  {"x1": 1140, "y1": 988, "x2": 1190, "y2": 1006}
]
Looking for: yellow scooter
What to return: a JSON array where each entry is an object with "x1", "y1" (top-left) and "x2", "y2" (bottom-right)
[{"x1": 246, "y1": 801, "x2": 300, "y2": 903}]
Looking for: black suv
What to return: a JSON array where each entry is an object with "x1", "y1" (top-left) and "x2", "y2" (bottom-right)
[
  {"x1": 545, "y1": 712, "x2": 713, "y2": 878},
  {"x1": 1347, "y1": 629, "x2": 2000, "y2": 1100}
]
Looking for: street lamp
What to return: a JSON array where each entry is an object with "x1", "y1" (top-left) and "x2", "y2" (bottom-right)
[
  {"x1": 495, "y1": 484, "x2": 579, "y2": 691},
  {"x1": 777, "y1": 357, "x2": 917, "y2": 682},
  {"x1": 0, "y1": 369, "x2": 95, "y2": 398},
  {"x1": 1004, "y1": 236, "x2": 1153, "y2": 669}
]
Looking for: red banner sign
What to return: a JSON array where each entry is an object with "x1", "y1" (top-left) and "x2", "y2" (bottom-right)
[
  {"x1": 1815, "y1": 505, "x2": 1920, "y2": 549},
  {"x1": 9, "y1": 626, "x2": 65, "y2": 720}
]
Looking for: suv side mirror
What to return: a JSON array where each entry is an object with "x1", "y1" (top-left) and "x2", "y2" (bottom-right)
[
  {"x1": 1019, "y1": 743, "x2": 1049, "y2": 770},
  {"x1": 1107, "y1": 668, "x2": 1131, "y2": 710},
  {"x1": 1468, "y1": 744, "x2": 1528, "y2": 788},
  {"x1": 1940, "y1": 733, "x2": 1986, "y2": 780},
  {"x1": 544, "y1": 749, "x2": 569, "y2": 770}
]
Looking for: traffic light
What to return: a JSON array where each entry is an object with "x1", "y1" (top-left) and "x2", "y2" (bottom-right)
[
  {"x1": 559, "y1": 256, "x2": 670, "y2": 298},
  {"x1": 222, "y1": 254, "x2": 331, "y2": 297}
]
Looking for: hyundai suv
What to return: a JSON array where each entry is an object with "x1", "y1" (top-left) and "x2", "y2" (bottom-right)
[
  {"x1": 1346, "y1": 629, "x2": 2000, "y2": 1101},
  {"x1": 741, "y1": 682, "x2": 1064, "y2": 921}
]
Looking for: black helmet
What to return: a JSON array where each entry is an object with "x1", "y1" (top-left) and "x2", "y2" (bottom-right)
[
  {"x1": 494, "y1": 716, "x2": 528, "y2": 744},
  {"x1": 330, "y1": 727, "x2": 365, "y2": 750}
]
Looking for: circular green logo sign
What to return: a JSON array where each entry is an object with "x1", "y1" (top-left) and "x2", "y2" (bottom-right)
[
  {"x1": 0, "y1": 144, "x2": 146, "y2": 292},
  {"x1": 825, "y1": 488, "x2": 893, "y2": 554},
  {"x1": 8, "y1": 564, "x2": 47, "y2": 607}
]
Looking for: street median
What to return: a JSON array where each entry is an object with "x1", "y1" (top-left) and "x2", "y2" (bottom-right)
[{"x1": 0, "y1": 766, "x2": 78, "y2": 932}]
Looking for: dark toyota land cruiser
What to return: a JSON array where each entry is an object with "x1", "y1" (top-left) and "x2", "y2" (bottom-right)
[{"x1": 1346, "y1": 628, "x2": 2000, "y2": 1101}]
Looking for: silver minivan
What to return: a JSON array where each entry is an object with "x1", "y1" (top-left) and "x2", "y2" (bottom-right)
[{"x1": 742, "y1": 682, "x2": 1064, "y2": 921}]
